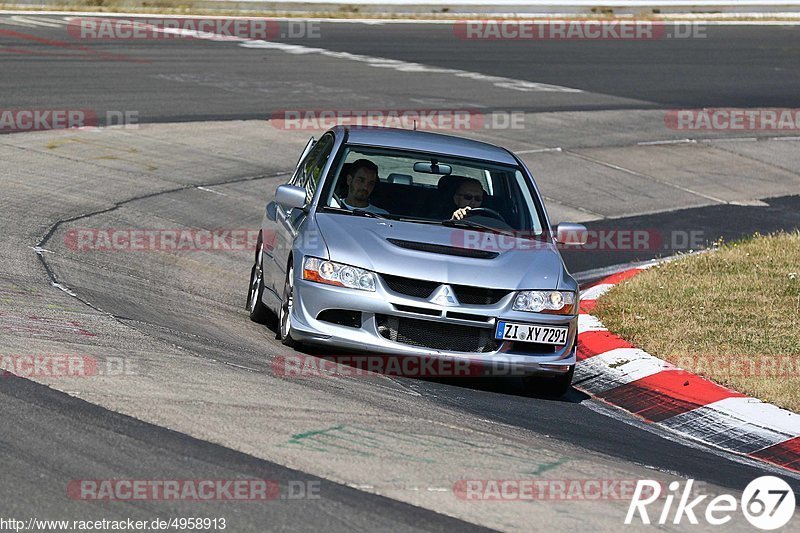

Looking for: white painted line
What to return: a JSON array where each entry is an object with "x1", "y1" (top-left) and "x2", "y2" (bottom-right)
[
  {"x1": 99, "y1": 15, "x2": 582, "y2": 93},
  {"x1": 9, "y1": 15, "x2": 66, "y2": 27},
  {"x1": 728, "y1": 199, "x2": 769, "y2": 206},
  {"x1": 0, "y1": 16, "x2": 43, "y2": 27},
  {"x1": 701, "y1": 137, "x2": 759, "y2": 143},
  {"x1": 637, "y1": 139, "x2": 696, "y2": 146},
  {"x1": 30, "y1": 246, "x2": 54, "y2": 255},
  {"x1": 239, "y1": 40, "x2": 583, "y2": 93},
  {"x1": 540, "y1": 195, "x2": 605, "y2": 220},
  {"x1": 51, "y1": 282, "x2": 78, "y2": 297},
  {"x1": 769, "y1": 135, "x2": 800, "y2": 141},
  {"x1": 567, "y1": 150, "x2": 730, "y2": 205},
  {"x1": 347, "y1": 484, "x2": 375, "y2": 489},
  {"x1": 516, "y1": 147, "x2": 563, "y2": 154},
  {"x1": 221, "y1": 361, "x2": 259, "y2": 372},
  {"x1": 197, "y1": 186, "x2": 228, "y2": 196},
  {"x1": 579, "y1": 282, "x2": 614, "y2": 301}
]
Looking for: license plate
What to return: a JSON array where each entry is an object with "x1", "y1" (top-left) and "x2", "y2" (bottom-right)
[{"x1": 495, "y1": 321, "x2": 568, "y2": 345}]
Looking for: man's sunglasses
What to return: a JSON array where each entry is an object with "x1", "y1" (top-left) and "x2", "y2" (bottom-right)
[{"x1": 457, "y1": 194, "x2": 483, "y2": 201}]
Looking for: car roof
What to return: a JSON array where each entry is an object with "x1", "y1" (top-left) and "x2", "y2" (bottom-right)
[{"x1": 333, "y1": 126, "x2": 519, "y2": 166}]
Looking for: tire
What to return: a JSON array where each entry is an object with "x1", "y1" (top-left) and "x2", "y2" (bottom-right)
[
  {"x1": 279, "y1": 261, "x2": 299, "y2": 348},
  {"x1": 246, "y1": 238, "x2": 274, "y2": 324},
  {"x1": 523, "y1": 366, "x2": 574, "y2": 397}
]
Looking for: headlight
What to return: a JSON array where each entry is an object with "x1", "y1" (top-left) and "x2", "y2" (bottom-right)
[
  {"x1": 513, "y1": 290, "x2": 576, "y2": 314},
  {"x1": 302, "y1": 257, "x2": 376, "y2": 292}
]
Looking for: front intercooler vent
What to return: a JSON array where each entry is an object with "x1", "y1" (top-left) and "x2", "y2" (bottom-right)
[
  {"x1": 393, "y1": 304, "x2": 441, "y2": 317},
  {"x1": 445, "y1": 312, "x2": 491, "y2": 323}
]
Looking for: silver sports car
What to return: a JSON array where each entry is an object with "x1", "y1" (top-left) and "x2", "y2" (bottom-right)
[{"x1": 247, "y1": 126, "x2": 587, "y2": 395}]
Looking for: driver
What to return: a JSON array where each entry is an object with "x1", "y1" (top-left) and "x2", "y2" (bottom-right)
[{"x1": 450, "y1": 178, "x2": 484, "y2": 220}]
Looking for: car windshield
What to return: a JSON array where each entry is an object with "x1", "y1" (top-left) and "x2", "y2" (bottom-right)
[{"x1": 321, "y1": 145, "x2": 545, "y2": 235}]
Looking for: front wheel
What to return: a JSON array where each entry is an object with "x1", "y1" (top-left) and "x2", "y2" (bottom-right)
[
  {"x1": 523, "y1": 366, "x2": 574, "y2": 397},
  {"x1": 279, "y1": 261, "x2": 299, "y2": 348},
  {"x1": 247, "y1": 240, "x2": 274, "y2": 324}
]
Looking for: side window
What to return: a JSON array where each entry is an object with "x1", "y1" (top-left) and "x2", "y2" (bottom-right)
[
  {"x1": 290, "y1": 138, "x2": 315, "y2": 188},
  {"x1": 301, "y1": 133, "x2": 335, "y2": 203}
]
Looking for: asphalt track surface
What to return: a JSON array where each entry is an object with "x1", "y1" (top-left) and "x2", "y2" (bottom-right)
[
  {"x1": 2, "y1": 20, "x2": 800, "y2": 121},
  {"x1": 2, "y1": 15, "x2": 800, "y2": 532},
  {"x1": 0, "y1": 376, "x2": 488, "y2": 532}
]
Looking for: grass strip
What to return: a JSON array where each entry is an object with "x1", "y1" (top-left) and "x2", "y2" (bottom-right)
[{"x1": 595, "y1": 231, "x2": 800, "y2": 412}]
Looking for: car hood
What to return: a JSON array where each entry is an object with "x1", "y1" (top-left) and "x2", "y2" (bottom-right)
[{"x1": 314, "y1": 212, "x2": 565, "y2": 290}]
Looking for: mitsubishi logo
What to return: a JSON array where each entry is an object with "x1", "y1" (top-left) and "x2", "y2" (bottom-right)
[{"x1": 430, "y1": 285, "x2": 459, "y2": 307}]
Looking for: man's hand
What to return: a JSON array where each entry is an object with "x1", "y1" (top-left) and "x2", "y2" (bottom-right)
[{"x1": 452, "y1": 206, "x2": 472, "y2": 220}]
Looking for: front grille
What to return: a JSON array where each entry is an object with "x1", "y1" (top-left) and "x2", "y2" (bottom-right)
[
  {"x1": 452, "y1": 285, "x2": 509, "y2": 305},
  {"x1": 381, "y1": 274, "x2": 439, "y2": 298},
  {"x1": 376, "y1": 314, "x2": 498, "y2": 353},
  {"x1": 381, "y1": 274, "x2": 510, "y2": 305},
  {"x1": 387, "y1": 238, "x2": 499, "y2": 259}
]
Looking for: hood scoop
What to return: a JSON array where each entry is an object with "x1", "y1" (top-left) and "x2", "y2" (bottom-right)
[{"x1": 386, "y1": 238, "x2": 499, "y2": 259}]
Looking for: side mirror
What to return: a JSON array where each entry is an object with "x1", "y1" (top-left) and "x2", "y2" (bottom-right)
[
  {"x1": 556, "y1": 223, "x2": 588, "y2": 246},
  {"x1": 274, "y1": 184, "x2": 307, "y2": 210},
  {"x1": 265, "y1": 201, "x2": 278, "y2": 221}
]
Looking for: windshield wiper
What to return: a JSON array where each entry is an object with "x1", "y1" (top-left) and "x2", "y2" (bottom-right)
[
  {"x1": 392, "y1": 216, "x2": 441, "y2": 225},
  {"x1": 322, "y1": 206, "x2": 389, "y2": 219},
  {"x1": 442, "y1": 218, "x2": 516, "y2": 237},
  {"x1": 352, "y1": 209, "x2": 388, "y2": 219}
]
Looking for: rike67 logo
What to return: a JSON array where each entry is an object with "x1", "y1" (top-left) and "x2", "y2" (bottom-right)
[{"x1": 626, "y1": 476, "x2": 795, "y2": 530}]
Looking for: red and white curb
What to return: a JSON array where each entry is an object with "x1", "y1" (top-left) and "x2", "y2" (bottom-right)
[{"x1": 575, "y1": 266, "x2": 800, "y2": 473}]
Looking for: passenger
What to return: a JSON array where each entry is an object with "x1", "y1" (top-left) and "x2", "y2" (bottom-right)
[{"x1": 341, "y1": 159, "x2": 389, "y2": 215}]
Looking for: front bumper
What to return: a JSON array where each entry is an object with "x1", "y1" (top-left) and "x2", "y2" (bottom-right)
[{"x1": 287, "y1": 276, "x2": 577, "y2": 377}]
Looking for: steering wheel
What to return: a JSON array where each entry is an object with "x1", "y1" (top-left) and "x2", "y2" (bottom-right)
[{"x1": 463, "y1": 207, "x2": 506, "y2": 222}]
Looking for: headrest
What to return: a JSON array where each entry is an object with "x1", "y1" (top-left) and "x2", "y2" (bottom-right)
[{"x1": 387, "y1": 173, "x2": 413, "y2": 185}]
